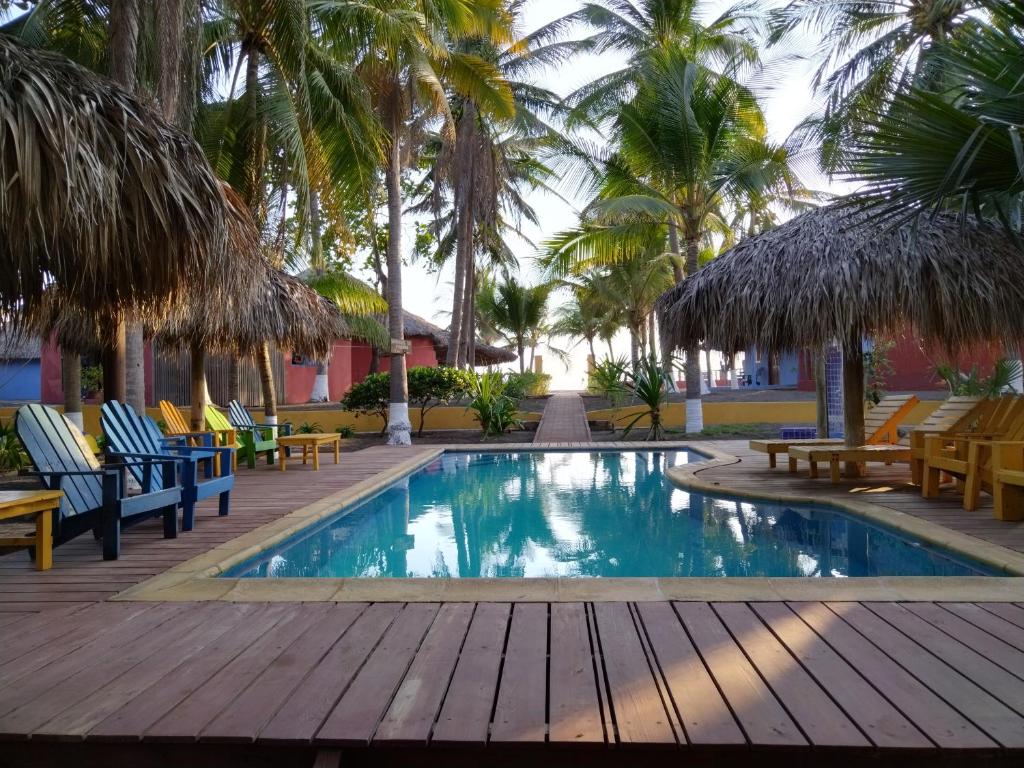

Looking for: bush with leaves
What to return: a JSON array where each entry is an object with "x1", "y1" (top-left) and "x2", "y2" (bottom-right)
[
  {"x1": 333, "y1": 425, "x2": 357, "y2": 438},
  {"x1": 467, "y1": 372, "x2": 523, "y2": 437},
  {"x1": 0, "y1": 419, "x2": 26, "y2": 472},
  {"x1": 505, "y1": 370, "x2": 551, "y2": 399},
  {"x1": 408, "y1": 366, "x2": 475, "y2": 436},
  {"x1": 620, "y1": 356, "x2": 674, "y2": 441},
  {"x1": 936, "y1": 358, "x2": 1022, "y2": 398},
  {"x1": 340, "y1": 373, "x2": 390, "y2": 434},
  {"x1": 588, "y1": 356, "x2": 629, "y2": 433}
]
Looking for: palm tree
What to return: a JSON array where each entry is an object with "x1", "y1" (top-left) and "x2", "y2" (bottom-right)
[
  {"x1": 476, "y1": 275, "x2": 551, "y2": 373},
  {"x1": 774, "y1": 0, "x2": 977, "y2": 173},
  {"x1": 322, "y1": 0, "x2": 513, "y2": 443}
]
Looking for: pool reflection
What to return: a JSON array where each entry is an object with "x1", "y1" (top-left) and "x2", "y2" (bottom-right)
[{"x1": 238, "y1": 451, "x2": 989, "y2": 579}]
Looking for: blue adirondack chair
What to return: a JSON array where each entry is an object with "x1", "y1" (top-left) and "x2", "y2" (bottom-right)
[
  {"x1": 227, "y1": 400, "x2": 291, "y2": 468},
  {"x1": 14, "y1": 404, "x2": 182, "y2": 560},
  {"x1": 100, "y1": 401, "x2": 235, "y2": 531}
]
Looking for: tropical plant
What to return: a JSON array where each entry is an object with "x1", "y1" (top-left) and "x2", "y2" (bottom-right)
[
  {"x1": 294, "y1": 421, "x2": 324, "y2": 434},
  {"x1": 0, "y1": 419, "x2": 26, "y2": 472},
  {"x1": 864, "y1": 338, "x2": 895, "y2": 405},
  {"x1": 620, "y1": 355, "x2": 675, "y2": 441},
  {"x1": 773, "y1": 0, "x2": 977, "y2": 173},
  {"x1": 504, "y1": 370, "x2": 551, "y2": 399},
  {"x1": 475, "y1": 275, "x2": 552, "y2": 373},
  {"x1": 340, "y1": 373, "x2": 391, "y2": 434},
  {"x1": 588, "y1": 356, "x2": 629, "y2": 433},
  {"x1": 80, "y1": 364, "x2": 103, "y2": 397},
  {"x1": 936, "y1": 358, "x2": 1022, "y2": 397},
  {"x1": 847, "y1": 1, "x2": 1024, "y2": 224},
  {"x1": 407, "y1": 366, "x2": 476, "y2": 436},
  {"x1": 467, "y1": 371, "x2": 522, "y2": 437},
  {"x1": 334, "y1": 424, "x2": 357, "y2": 439}
]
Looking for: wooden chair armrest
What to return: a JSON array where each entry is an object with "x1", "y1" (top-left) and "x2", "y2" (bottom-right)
[{"x1": 991, "y1": 442, "x2": 1024, "y2": 473}]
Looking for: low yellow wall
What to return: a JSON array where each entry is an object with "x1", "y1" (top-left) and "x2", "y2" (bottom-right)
[{"x1": 0, "y1": 399, "x2": 940, "y2": 437}]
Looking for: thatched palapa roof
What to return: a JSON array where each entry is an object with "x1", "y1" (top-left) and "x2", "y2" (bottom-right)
[
  {"x1": 401, "y1": 311, "x2": 517, "y2": 366},
  {"x1": 0, "y1": 37, "x2": 250, "y2": 312},
  {"x1": 657, "y1": 204, "x2": 1024, "y2": 355}
]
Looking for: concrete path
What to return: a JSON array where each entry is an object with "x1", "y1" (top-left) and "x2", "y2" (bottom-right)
[{"x1": 533, "y1": 392, "x2": 592, "y2": 443}]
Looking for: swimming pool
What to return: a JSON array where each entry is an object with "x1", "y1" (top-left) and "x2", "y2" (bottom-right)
[{"x1": 229, "y1": 450, "x2": 994, "y2": 579}]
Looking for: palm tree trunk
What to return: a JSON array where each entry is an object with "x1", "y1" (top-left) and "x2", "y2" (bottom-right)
[
  {"x1": 227, "y1": 358, "x2": 240, "y2": 403},
  {"x1": 61, "y1": 350, "x2": 83, "y2": 431},
  {"x1": 517, "y1": 338, "x2": 525, "y2": 374},
  {"x1": 647, "y1": 314, "x2": 657, "y2": 360},
  {"x1": 384, "y1": 95, "x2": 411, "y2": 445},
  {"x1": 311, "y1": 358, "x2": 331, "y2": 402},
  {"x1": 629, "y1": 327, "x2": 639, "y2": 365},
  {"x1": 189, "y1": 342, "x2": 207, "y2": 430},
  {"x1": 704, "y1": 347, "x2": 713, "y2": 389},
  {"x1": 125, "y1": 324, "x2": 145, "y2": 411},
  {"x1": 104, "y1": 0, "x2": 139, "y2": 406},
  {"x1": 258, "y1": 342, "x2": 277, "y2": 424},
  {"x1": 814, "y1": 345, "x2": 828, "y2": 437},
  {"x1": 461, "y1": 265, "x2": 475, "y2": 368},
  {"x1": 447, "y1": 107, "x2": 475, "y2": 368},
  {"x1": 683, "y1": 233, "x2": 703, "y2": 432}
]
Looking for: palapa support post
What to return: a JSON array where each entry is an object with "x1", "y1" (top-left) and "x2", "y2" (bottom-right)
[{"x1": 842, "y1": 329, "x2": 866, "y2": 478}]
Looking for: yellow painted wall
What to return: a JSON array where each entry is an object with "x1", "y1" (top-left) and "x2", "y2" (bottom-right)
[{"x1": 0, "y1": 399, "x2": 940, "y2": 437}]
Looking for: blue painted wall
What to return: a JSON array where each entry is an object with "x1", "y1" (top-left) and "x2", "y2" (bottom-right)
[
  {"x1": 0, "y1": 362, "x2": 41, "y2": 401},
  {"x1": 741, "y1": 347, "x2": 799, "y2": 386}
]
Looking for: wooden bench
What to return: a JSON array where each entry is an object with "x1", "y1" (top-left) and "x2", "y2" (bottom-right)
[
  {"x1": 992, "y1": 442, "x2": 1024, "y2": 521},
  {"x1": 0, "y1": 490, "x2": 64, "y2": 570},
  {"x1": 786, "y1": 444, "x2": 911, "y2": 484},
  {"x1": 277, "y1": 433, "x2": 341, "y2": 472}
]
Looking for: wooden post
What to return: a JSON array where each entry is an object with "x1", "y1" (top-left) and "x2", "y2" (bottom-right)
[
  {"x1": 842, "y1": 330, "x2": 866, "y2": 477},
  {"x1": 814, "y1": 345, "x2": 828, "y2": 438}
]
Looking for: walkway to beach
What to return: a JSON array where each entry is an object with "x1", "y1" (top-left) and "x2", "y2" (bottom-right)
[{"x1": 533, "y1": 392, "x2": 592, "y2": 443}]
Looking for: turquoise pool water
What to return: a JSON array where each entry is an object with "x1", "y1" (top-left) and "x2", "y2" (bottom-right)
[{"x1": 230, "y1": 450, "x2": 993, "y2": 579}]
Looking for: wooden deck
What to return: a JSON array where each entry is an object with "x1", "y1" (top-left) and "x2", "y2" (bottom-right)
[
  {"x1": 533, "y1": 393, "x2": 592, "y2": 443},
  {"x1": 4, "y1": 439, "x2": 1024, "y2": 766}
]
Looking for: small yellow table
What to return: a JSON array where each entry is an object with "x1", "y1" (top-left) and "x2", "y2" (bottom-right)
[
  {"x1": 0, "y1": 490, "x2": 64, "y2": 570},
  {"x1": 277, "y1": 433, "x2": 342, "y2": 472}
]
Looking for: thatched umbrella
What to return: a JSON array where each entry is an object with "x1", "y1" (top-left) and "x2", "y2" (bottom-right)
[
  {"x1": 657, "y1": 203, "x2": 1024, "y2": 449},
  {"x1": 0, "y1": 36, "x2": 241, "y2": 312},
  {"x1": 401, "y1": 311, "x2": 517, "y2": 367}
]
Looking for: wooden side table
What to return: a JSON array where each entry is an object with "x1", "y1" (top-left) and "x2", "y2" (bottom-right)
[
  {"x1": 277, "y1": 433, "x2": 341, "y2": 472},
  {"x1": 0, "y1": 490, "x2": 64, "y2": 570}
]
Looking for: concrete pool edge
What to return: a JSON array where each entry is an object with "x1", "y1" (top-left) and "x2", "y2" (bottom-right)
[{"x1": 113, "y1": 441, "x2": 1024, "y2": 603}]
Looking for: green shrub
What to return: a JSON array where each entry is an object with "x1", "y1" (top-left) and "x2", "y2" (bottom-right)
[
  {"x1": 81, "y1": 364, "x2": 103, "y2": 396},
  {"x1": 620, "y1": 356, "x2": 673, "y2": 441},
  {"x1": 936, "y1": 358, "x2": 1022, "y2": 397},
  {"x1": 588, "y1": 356, "x2": 628, "y2": 433},
  {"x1": 295, "y1": 421, "x2": 323, "y2": 434},
  {"x1": 334, "y1": 425, "x2": 357, "y2": 438},
  {"x1": 408, "y1": 366, "x2": 475, "y2": 436},
  {"x1": 0, "y1": 419, "x2": 26, "y2": 472},
  {"x1": 467, "y1": 372, "x2": 522, "y2": 437},
  {"x1": 505, "y1": 370, "x2": 551, "y2": 398},
  {"x1": 340, "y1": 372, "x2": 390, "y2": 434}
]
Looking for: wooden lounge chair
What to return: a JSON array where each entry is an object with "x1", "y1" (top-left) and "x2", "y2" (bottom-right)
[
  {"x1": 906, "y1": 396, "x2": 986, "y2": 484},
  {"x1": 991, "y1": 442, "x2": 1024, "y2": 521},
  {"x1": 160, "y1": 399, "x2": 233, "y2": 474},
  {"x1": 226, "y1": 400, "x2": 291, "y2": 469},
  {"x1": 921, "y1": 399, "x2": 1024, "y2": 510},
  {"x1": 14, "y1": 404, "x2": 182, "y2": 560},
  {"x1": 751, "y1": 394, "x2": 919, "y2": 471},
  {"x1": 102, "y1": 401, "x2": 234, "y2": 530}
]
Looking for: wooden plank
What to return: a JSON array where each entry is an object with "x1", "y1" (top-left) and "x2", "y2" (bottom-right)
[
  {"x1": 978, "y1": 603, "x2": 1024, "y2": 631},
  {"x1": 432, "y1": 602, "x2": 510, "y2": 745},
  {"x1": 144, "y1": 604, "x2": 328, "y2": 741},
  {"x1": 0, "y1": 604, "x2": 171, "y2": 716},
  {"x1": 675, "y1": 602, "x2": 803, "y2": 747},
  {"x1": 790, "y1": 602, "x2": 993, "y2": 749},
  {"x1": 751, "y1": 602, "x2": 929, "y2": 749},
  {"x1": 0, "y1": 613, "x2": 31, "y2": 629},
  {"x1": 864, "y1": 603, "x2": 1024, "y2": 717},
  {"x1": 635, "y1": 601, "x2": 743, "y2": 746},
  {"x1": 0, "y1": 604, "x2": 206, "y2": 736},
  {"x1": 89, "y1": 604, "x2": 294, "y2": 741},
  {"x1": 829, "y1": 602, "x2": 1024, "y2": 747},
  {"x1": 592, "y1": 602, "x2": 675, "y2": 745},
  {"x1": 940, "y1": 603, "x2": 1024, "y2": 653},
  {"x1": 200, "y1": 603, "x2": 367, "y2": 743},
  {"x1": 714, "y1": 603, "x2": 867, "y2": 747},
  {"x1": 489, "y1": 602, "x2": 549, "y2": 744},
  {"x1": 316, "y1": 603, "x2": 439, "y2": 746},
  {"x1": 547, "y1": 603, "x2": 604, "y2": 745},
  {"x1": 33, "y1": 603, "x2": 257, "y2": 738},
  {"x1": 374, "y1": 603, "x2": 474, "y2": 745},
  {"x1": 259, "y1": 603, "x2": 402, "y2": 745},
  {"x1": 903, "y1": 604, "x2": 1024, "y2": 680}
]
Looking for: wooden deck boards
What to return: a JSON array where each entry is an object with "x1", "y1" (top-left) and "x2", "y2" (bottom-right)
[
  {"x1": 1, "y1": 598, "x2": 1024, "y2": 760},
  {"x1": 4, "y1": 439, "x2": 1024, "y2": 764}
]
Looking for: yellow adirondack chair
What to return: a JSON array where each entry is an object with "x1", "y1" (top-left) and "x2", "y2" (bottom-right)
[
  {"x1": 921, "y1": 399, "x2": 1024, "y2": 510},
  {"x1": 158, "y1": 400, "x2": 227, "y2": 475},
  {"x1": 766, "y1": 394, "x2": 919, "y2": 474},
  {"x1": 204, "y1": 405, "x2": 240, "y2": 471},
  {"x1": 991, "y1": 442, "x2": 1024, "y2": 521},
  {"x1": 907, "y1": 395, "x2": 987, "y2": 484}
]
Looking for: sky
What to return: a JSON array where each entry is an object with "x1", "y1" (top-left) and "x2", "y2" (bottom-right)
[{"x1": 376, "y1": 0, "x2": 845, "y2": 391}]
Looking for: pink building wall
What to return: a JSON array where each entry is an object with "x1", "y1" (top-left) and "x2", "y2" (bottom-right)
[{"x1": 40, "y1": 337, "x2": 153, "y2": 405}]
